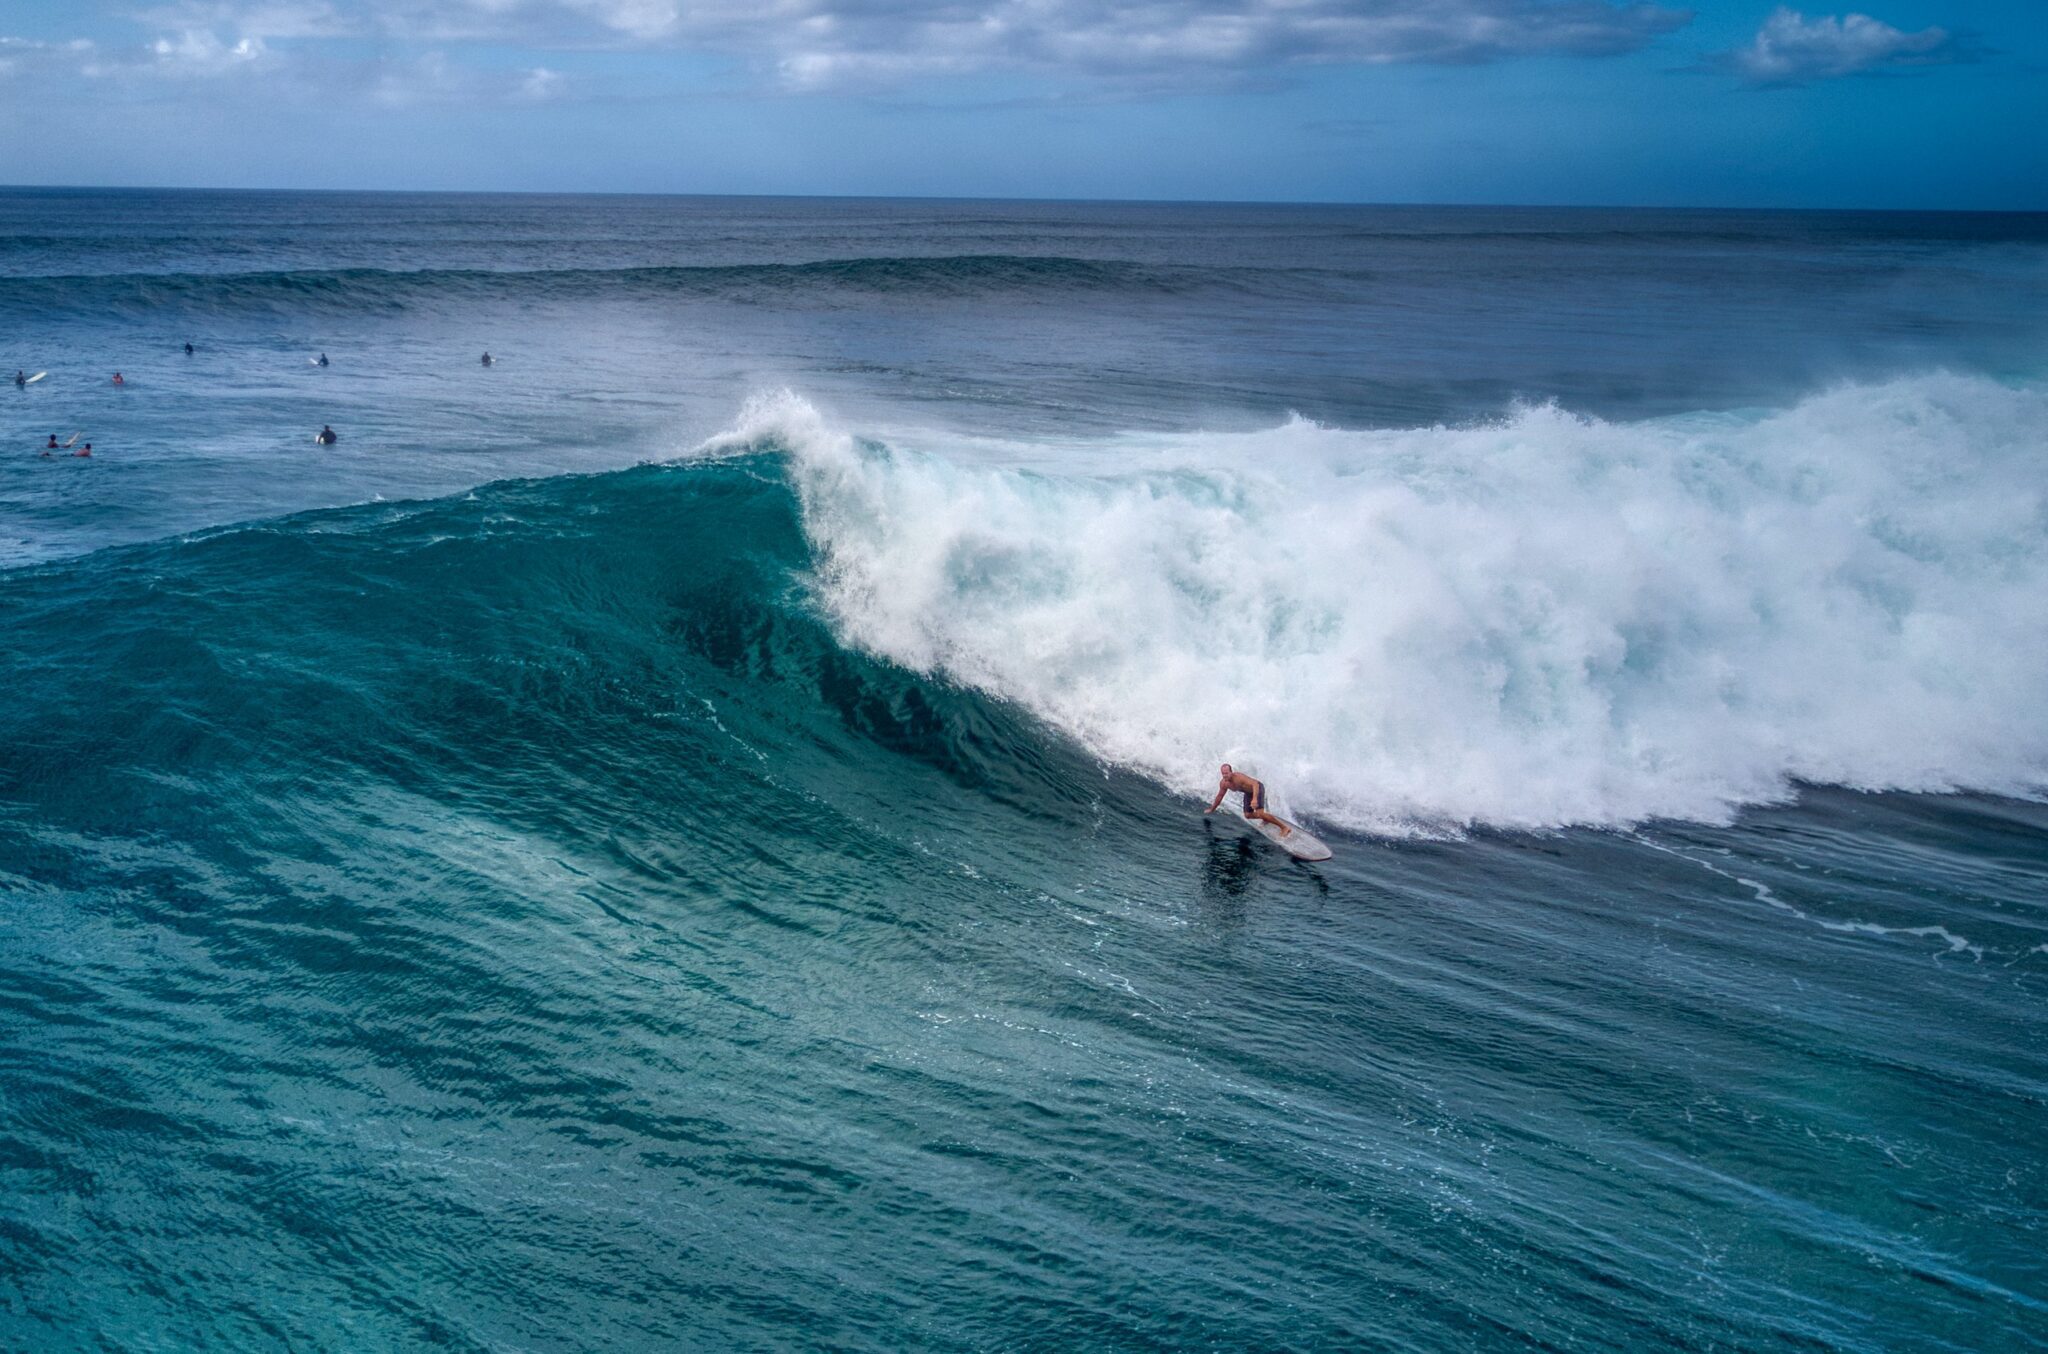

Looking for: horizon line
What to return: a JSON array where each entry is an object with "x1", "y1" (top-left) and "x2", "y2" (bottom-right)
[{"x1": 2, "y1": 182, "x2": 2044, "y2": 216}]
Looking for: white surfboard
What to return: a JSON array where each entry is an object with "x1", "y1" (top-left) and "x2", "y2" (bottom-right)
[
  {"x1": 24, "y1": 372, "x2": 46, "y2": 384},
  {"x1": 1227, "y1": 804, "x2": 1333, "y2": 862}
]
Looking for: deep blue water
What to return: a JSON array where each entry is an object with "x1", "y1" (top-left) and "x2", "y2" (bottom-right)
[{"x1": 2, "y1": 190, "x2": 2046, "y2": 1350}]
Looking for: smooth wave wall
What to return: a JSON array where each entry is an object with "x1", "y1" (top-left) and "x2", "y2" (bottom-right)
[{"x1": 715, "y1": 378, "x2": 2048, "y2": 834}]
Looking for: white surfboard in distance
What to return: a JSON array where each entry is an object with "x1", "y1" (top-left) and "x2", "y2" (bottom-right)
[
  {"x1": 24, "y1": 372, "x2": 46, "y2": 384},
  {"x1": 1226, "y1": 804, "x2": 1333, "y2": 862}
]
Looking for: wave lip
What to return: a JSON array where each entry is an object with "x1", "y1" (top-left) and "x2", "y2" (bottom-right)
[{"x1": 718, "y1": 378, "x2": 2048, "y2": 835}]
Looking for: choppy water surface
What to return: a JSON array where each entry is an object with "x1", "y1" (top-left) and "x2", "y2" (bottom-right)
[{"x1": 2, "y1": 191, "x2": 2046, "y2": 1350}]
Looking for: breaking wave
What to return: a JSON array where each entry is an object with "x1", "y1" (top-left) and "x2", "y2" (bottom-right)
[{"x1": 718, "y1": 375, "x2": 2048, "y2": 832}]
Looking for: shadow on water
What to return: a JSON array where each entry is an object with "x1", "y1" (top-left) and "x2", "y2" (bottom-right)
[
  {"x1": 1200, "y1": 818, "x2": 1262, "y2": 900},
  {"x1": 1198, "y1": 819, "x2": 1334, "y2": 905}
]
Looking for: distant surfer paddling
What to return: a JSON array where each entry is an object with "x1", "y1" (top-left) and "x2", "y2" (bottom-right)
[
  {"x1": 1205, "y1": 764, "x2": 1291, "y2": 838},
  {"x1": 315, "y1": 425, "x2": 338, "y2": 445}
]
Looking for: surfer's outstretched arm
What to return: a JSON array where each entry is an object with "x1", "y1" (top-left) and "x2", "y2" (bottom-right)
[{"x1": 1206, "y1": 762, "x2": 1238, "y2": 813}]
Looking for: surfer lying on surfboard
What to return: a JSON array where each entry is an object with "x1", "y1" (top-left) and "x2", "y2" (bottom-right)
[{"x1": 1204, "y1": 764, "x2": 1291, "y2": 838}]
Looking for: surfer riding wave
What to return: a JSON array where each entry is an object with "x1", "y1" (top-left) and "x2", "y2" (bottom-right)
[{"x1": 1206, "y1": 764, "x2": 1290, "y2": 838}]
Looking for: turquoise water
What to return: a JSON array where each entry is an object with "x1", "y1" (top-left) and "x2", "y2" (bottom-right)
[{"x1": 2, "y1": 192, "x2": 2046, "y2": 1350}]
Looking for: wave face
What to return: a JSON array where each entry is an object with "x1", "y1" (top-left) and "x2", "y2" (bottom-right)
[
  {"x1": 5, "y1": 412, "x2": 2046, "y2": 1350},
  {"x1": 7, "y1": 192, "x2": 2048, "y2": 1350},
  {"x1": 0, "y1": 452, "x2": 1123, "y2": 908},
  {"x1": 724, "y1": 378, "x2": 2048, "y2": 833}
]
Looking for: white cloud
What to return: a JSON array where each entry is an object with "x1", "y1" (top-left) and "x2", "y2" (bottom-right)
[
  {"x1": 365, "y1": 50, "x2": 574, "y2": 105},
  {"x1": 83, "y1": 0, "x2": 1700, "y2": 92},
  {"x1": 7, "y1": 0, "x2": 1699, "y2": 104},
  {"x1": 2, "y1": 10, "x2": 564, "y2": 105},
  {"x1": 602, "y1": 0, "x2": 1699, "y2": 90},
  {"x1": 0, "y1": 35, "x2": 98, "y2": 82},
  {"x1": 63, "y1": 25, "x2": 277, "y2": 80},
  {"x1": 562, "y1": 0, "x2": 690, "y2": 42},
  {"x1": 133, "y1": 2, "x2": 350, "y2": 41},
  {"x1": 519, "y1": 65, "x2": 567, "y2": 100},
  {"x1": 1719, "y1": 7, "x2": 1967, "y2": 85},
  {"x1": 149, "y1": 29, "x2": 271, "y2": 75}
]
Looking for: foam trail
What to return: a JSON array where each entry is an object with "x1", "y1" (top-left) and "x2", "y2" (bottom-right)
[
  {"x1": 714, "y1": 378, "x2": 2048, "y2": 834},
  {"x1": 1631, "y1": 835, "x2": 1988, "y2": 960}
]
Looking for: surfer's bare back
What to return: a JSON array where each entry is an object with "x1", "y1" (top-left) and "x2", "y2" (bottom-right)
[{"x1": 1205, "y1": 763, "x2": 1291, "y2": 837}]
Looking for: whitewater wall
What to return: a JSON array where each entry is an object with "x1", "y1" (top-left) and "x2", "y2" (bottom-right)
[{"x1": 712, "y1": 378, "x2": 2048, "y2": 834}]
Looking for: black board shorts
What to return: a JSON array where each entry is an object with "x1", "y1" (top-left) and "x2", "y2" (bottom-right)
[{"x1": 1239, "y1": 783, "x2": 1266, "y2": 814}]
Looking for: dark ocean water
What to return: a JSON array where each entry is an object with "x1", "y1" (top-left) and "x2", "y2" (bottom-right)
[{"x1": 2, "y1": 190, "x2": 2046, "y2": 1350}]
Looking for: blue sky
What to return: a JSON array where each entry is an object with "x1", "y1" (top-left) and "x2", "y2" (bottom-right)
[{"x1": 0, "y1": 1, "x2": 2041, "y2": 206}]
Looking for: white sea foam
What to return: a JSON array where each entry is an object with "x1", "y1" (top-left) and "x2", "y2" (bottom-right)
[{"x1": 711, "y1": 377, "x2": 2048, "y2": 834}]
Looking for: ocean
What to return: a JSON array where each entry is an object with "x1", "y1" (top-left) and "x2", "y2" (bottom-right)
[{"x1": 1, "y1": 188, "x2": 2044, "y2": 1350}]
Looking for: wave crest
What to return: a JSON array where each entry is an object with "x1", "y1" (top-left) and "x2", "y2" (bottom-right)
[{"x1": 722, "y1": 378, "x2": 2048, "y2": 833}]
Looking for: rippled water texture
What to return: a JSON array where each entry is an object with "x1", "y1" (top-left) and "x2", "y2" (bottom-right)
[{"x1": 2, "y1": 193, "x2": 2046, "y2": 1349}]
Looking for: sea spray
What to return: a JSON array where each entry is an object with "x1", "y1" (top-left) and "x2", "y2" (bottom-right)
[
  {"x1": 8, "y1": 192, "x2": 2048, "y2": 1354},
  {"x1": 716, "y1": 378, "x2": 2048, "y2": 833}
]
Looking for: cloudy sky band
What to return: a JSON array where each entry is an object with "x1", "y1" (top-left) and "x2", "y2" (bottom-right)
[{"x1": 0, "y1": 2, "x2": 2037, "y2": 206}]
